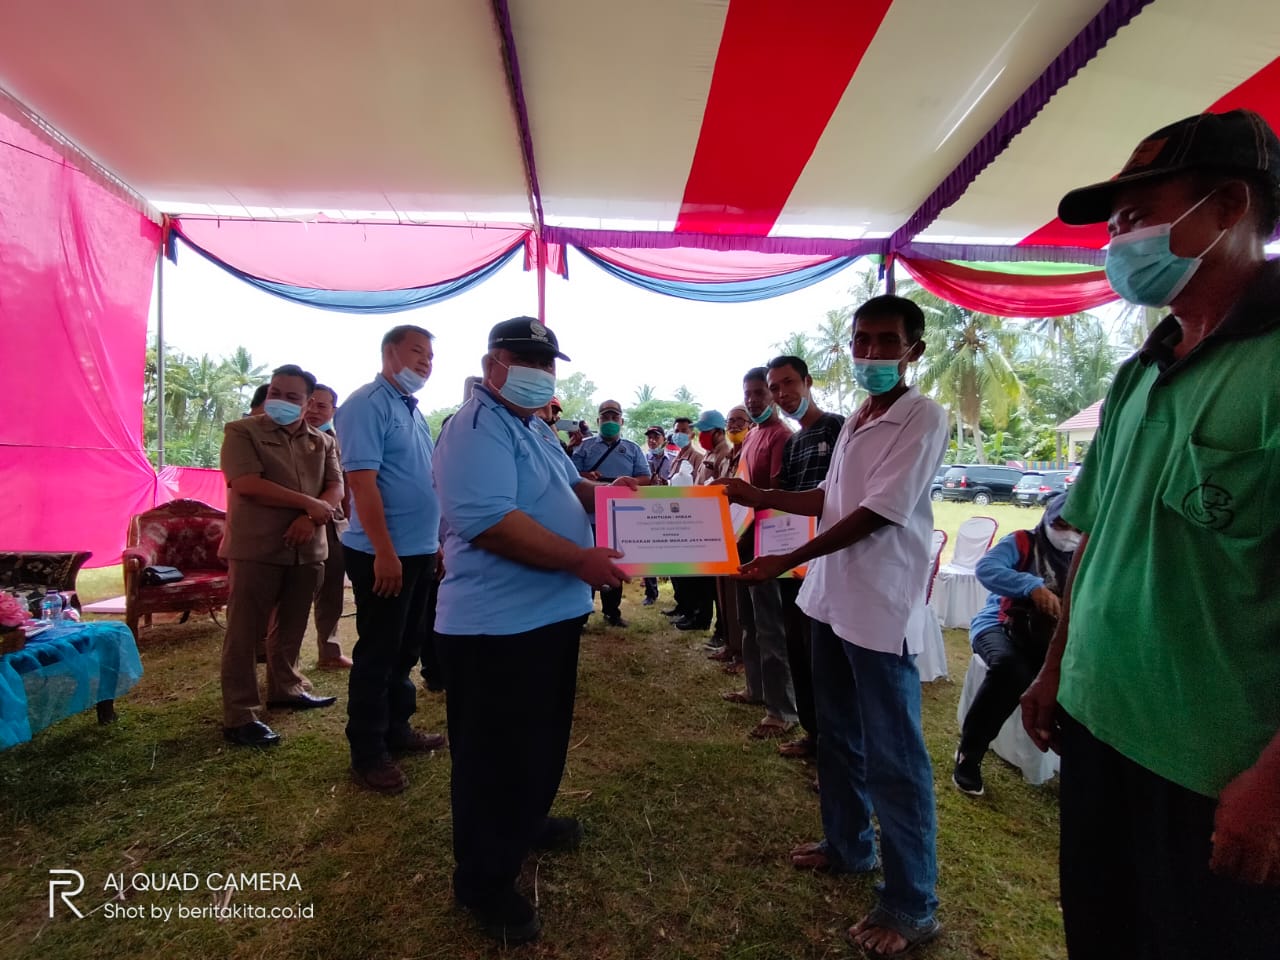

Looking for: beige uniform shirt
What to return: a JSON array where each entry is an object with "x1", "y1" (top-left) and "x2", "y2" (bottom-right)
[{"x1": 219, "y1": 415, "x2": 342, "y2": 564}]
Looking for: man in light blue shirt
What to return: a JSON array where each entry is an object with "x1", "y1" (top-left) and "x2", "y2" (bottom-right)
[
  {"x1": 570, "y1": 399, "x2": 650, "y2": 626},
  {"x1": 334, "y1": 324, "x2": 445, "y2": 795},
  {"x1": 434, "y1": 317, "x2": 633, "y2": 945}
]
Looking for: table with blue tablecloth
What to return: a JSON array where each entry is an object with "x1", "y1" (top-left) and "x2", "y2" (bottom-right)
[{"x1": 0, "y1": 621, "x2": 144, "y2": 749}]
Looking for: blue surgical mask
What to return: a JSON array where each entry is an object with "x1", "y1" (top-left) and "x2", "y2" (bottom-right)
[
  {"x1": 853, "y1": 358, "x2": 905, "y2": 396},
  {"x1": 749, "y1": 405, "x2": 773, "y2": 424},
  {"x1": 264, "y1": 399, "x2": 302, "y2": 425},
  {"x1": 495, "y1": 360, "x2": 557, "y2": 409},
  {"x1": 783, "y1": 395, "x2": 810, "y2": 420},
  {"x1": 672, "y1": 432, "x2": 690, "y2": 448},
  {"x1": 319, "y1": 420, "x2": 334, "y2": 433},
  {"x1": 1104, "y1": 191, "x2": 1228, "y2": 306},
  {"x1": 393, "y1": 368, "x2": 427, "y2": 394}
]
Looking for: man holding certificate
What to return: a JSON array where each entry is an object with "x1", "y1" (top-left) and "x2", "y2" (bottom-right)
[
  {"x1": 433, "y1": 317, "x2": 635, "y2": 945},
  {"x1": 720, "y1": 295, "x2": 949, "y2": 957}
]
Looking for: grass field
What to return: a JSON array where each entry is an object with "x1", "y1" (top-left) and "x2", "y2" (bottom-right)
[{"x1": 4, "y1": 502, "x2": 1063, "y2": 959}]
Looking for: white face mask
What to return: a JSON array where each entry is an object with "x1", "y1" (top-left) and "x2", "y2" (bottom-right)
[{"x1": 1045, "y1": 525, "x2": 1081, "y2": 553}]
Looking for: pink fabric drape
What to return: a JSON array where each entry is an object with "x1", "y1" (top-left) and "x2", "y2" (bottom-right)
[
  {"x1": 174, "y1": 217, "x2": 531, "y2": 290},
  {"x1": 157, "y1": 467, "x2": 228, "y2": 512},
  {"x1": 0, "y1": 114, "x2": 161, "y2": 566},
  {"x1": 897, "y1": 257, "x2": 1118, "y2": 318}
]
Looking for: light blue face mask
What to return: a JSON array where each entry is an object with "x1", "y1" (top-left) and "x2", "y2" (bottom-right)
[
  {"x1": 393, "y1": 368, "x2": 427, "y2": 394},
  {"x1": 672, "y1": 432, "x2": 690, "y2": 448},
  {"x1": 495, "y1": 360, "x2": 556, "y2": 409},
  {"x1": 1104, "y1": 191, "x2": 1228, "y2": 307},
  {"x1": 264, "y1": 399, "x2": 302, "y2": 425},
  {"x1": 782, "y1": 394, "x2": 810, "y2": 420},
  {"x1": 853, "y1": 359, "x2": 903, "y2": 395},
  {"x1": 749, "y1": 404, "x2": 774, "y2": 424},
  {"x1": 319, "y1": 420, "x2": 334, "y2": 433}
]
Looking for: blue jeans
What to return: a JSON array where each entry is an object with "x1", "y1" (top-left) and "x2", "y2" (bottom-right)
[{"x1": 811, "y1": 620, "x2": 939, "y2": 927}]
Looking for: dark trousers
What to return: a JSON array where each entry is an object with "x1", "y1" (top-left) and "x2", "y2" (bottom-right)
[
  {"x1": 599, "y1": 584, "x2": 622, "y2": 617},
  {"x1": 441, "y1": 616, "x2": 584, "y2": 905},
  {"x1": 1059, "y1": 711, "x2": 1280, "y2": 959},
  {"x1": 643, "y1": 577, "x2": 659, "y2": 600},
  {"x1": 674, "y1": 577, "x2": 715, "y2": 626},
  {"x1": 958, "y1": 625, "x2": 1043, "y2": 762},
  {"x1": 343, "y1": 548, "x2": 437, "y2": 768},
  {"x1": 417, "y1": 565, "x2": 444, "y2": 691},
  {"x1": 778, "y1": 578, "x2": 817, "y2": 737}
]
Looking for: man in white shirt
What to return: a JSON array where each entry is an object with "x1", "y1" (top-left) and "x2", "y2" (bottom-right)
[{"x1": 721, "y1": 295, "x2": 948, "y2": 957}]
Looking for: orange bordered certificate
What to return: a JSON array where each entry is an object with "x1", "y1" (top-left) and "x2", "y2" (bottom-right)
[{"x1": 594, "y1": 486, "x2": 741, "y2": 576}]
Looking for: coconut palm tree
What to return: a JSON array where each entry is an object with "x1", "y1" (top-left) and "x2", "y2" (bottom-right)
[
  {"x1": 901, "y1": 282, "x2": 1023, "y2": 463},
  {"x1": 221, "y1": 346, "x2": 268, "y2": 401},
  {"x1": 813, "y1": 307, "x2": 854, "y2": 414},
  {"x1": 633, "y1": 384, "x2": 657, "y2": 405}
]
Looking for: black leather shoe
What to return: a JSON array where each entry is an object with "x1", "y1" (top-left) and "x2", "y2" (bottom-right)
[
  {"x1": 223, "y1": 721, "x2": 281, "y2": 747},
  {"x1": 459, "y1": 889, "x2": 541, "y2": 945},
  {"x1": 532, "y1": 816, "x2": 584, "y2": 852},
  {"x1": 641, "y1": 595, "x2": 657, "y2": 606},
  {"x1": 661, "y1": 607, "x2": 684, "y2": 617},
  {"x1": 266, "y1": 692, "x2": 337, "y2": 710},
  {"x1": 603, "y1": 615, "x2": 628, "y2": 628},
  {"x1": 675, "y1": 617, "x2": 712, "y2": 631}
]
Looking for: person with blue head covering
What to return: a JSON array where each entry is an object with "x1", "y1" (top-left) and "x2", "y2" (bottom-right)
[{"x1": 953, "y1": 493, "x2": 1080, "y2": 797}]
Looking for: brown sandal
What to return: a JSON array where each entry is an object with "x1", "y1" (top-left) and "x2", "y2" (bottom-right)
[{"x1": 748, "y1": 717, "x2": 795, "y2": 739}]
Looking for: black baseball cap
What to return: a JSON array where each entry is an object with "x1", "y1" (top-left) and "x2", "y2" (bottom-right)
[
  {"x1": 487, "y1": 316, "x2": 570, "y2": 361},
  {"x1": 644, "y1": 425, "x2": 665, "y2": 438},
  {"x1": 1058, "y1": 110, "x2": 1280, "y2": 225}
]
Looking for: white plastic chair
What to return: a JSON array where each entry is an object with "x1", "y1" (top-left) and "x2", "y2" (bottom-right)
[
  {"x1": 912, "y1": 530, "x2": 949, "y2": 682},
  {"x1": 930, "y1": 516, "x2": 997, "y2": 628},
  {"x1": 956, "y1": 653, "x2": 1060, "y2": 785}
]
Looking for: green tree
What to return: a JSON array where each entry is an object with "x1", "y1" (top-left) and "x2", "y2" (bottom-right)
[
  {"x1": 223, "y1": 346, "x2": 268, "y2": 403},
  {"x1": 902, "y1": 282, "x2": 1023, "y2": 463},
  {"x1": 554, "y1": 371, "x2": 598, "y2": 425},
  {"x1": 424, "y1": 406, "x2": 460, "y2": 441},
  {"x1": 624, "y1": 398, "x2": 699, "y2": 444}
]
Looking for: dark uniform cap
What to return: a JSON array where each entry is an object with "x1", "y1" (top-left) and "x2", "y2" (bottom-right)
[
  {"x1": 1059, "y1": 110, "x2": 1280, "y2": 225},
  {"x1": 487, "y1": 316, "x2": 570, "y2": 361}
]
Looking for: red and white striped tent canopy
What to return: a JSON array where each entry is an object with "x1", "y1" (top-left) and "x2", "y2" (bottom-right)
[{"x1": 1, "y1": 0, "x2": 1278, "y2": 293}]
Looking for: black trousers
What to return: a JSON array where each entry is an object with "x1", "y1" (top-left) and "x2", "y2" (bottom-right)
[
  {"x1": 1059, "y1": 711, "x2": 1280, "y2": 959},
  {"x1": 673, "y1": 577, "x2": 715, "y2": 626},
  {"x1": 599, "y1": 584, "x2": 623, "y2": 617},
  {"x1": 958, "y1": 625, "x2": 1044, "y2": 761},
  {"x1": 778, "y1": 578, "x2": 817, "y2": 737},
  {"x1": 441, "y1": 616, "x2": 584, "y2": 905},
  {"x1": 343, "y1": 548, "x2": 436, "y2": 768}
]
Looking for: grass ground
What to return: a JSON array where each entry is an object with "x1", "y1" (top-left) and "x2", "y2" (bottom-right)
[{"x1": 5, "y1": 504, "x2": 1063, "y2": 960}]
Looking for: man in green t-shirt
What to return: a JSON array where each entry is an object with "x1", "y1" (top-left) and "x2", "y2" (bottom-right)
[{"x1": 1022, "y1": 110, "x2": 1280, "y2": 959}]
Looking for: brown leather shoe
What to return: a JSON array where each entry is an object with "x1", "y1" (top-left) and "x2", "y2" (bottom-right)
[
  {"x1": 721, "y1": 689, "x2": 762, "y2": 705},
  {"x1": 388, "y1": 729, "x2": 447, "y2": 754},
  {"x1": 317, "y1": 655, "x2": 353, "y2": 670},
  {"x1": 351, "y1": 761, "x2": 408, "y2": 795}
]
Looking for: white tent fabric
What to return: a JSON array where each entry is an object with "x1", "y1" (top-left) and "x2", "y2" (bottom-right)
[{"x1": 1, "y1": 0, "x2": 1277, "y2": 254}]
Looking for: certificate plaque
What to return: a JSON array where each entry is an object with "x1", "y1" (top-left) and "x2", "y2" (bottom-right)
[
  {"x1": 753, "y1": 509, "x2": 817, "y2": 577},
  {"x1": 594, "y1": 486, "x2": 741, "y2": 576}
]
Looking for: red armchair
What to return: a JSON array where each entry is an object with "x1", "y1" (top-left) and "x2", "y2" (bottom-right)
[{"x1": 123, "y1": 499, "x2": 229, "y2": 639}]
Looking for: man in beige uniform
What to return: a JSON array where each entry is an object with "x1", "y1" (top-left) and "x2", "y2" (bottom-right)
[{"x1": 219, "y1": 364, "x2": 344, "y2": 747}]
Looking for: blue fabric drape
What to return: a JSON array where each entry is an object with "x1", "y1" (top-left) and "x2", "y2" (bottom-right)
[
  {"x1": 171, "y1": 231, "x2": 522, "y2": 314},
  {"x1": 574, "y1": 248, "x2": 858, "y2": 302}
]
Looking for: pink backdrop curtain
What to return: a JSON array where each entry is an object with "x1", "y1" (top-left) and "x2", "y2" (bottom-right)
[{"x1": 0, "y1": 114, "x2": 161, "y2": 567}]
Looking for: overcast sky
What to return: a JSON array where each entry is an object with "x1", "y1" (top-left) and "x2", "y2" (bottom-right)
[{"x1": 152, "y1": 249, "x2": 873, "y2": 416}]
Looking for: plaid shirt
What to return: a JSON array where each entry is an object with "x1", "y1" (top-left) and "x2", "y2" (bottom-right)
[{"x1": 778, "y1": 412, "x2": 845, "y2": 492}]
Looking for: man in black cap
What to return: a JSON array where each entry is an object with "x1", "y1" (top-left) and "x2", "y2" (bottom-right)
[
  {"x1": 1022, "y1": 110, "x2": 1280, "y2": 959},
  {"x1": 434, "y1": 316, "x2": 634, "y2": 944}
]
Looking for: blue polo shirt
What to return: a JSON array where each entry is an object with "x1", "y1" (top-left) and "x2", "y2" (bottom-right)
[
  {"x1": 335, "y1": 374, "x2": 440, "y2": 557},
  {"x1": 434, "y1": 386, "x2": 593, "y2": 635},
  {"x1": 571, "y1": 435, "x2": 649, "y2": 511}
]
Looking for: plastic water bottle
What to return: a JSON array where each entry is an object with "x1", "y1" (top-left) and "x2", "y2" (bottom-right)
[
  {"x1": 40, "y1": 589, "x2": 63, "y2": 625},
  {"x1": 670, "y1": 460, "x2": 694, "y2": 486}
]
